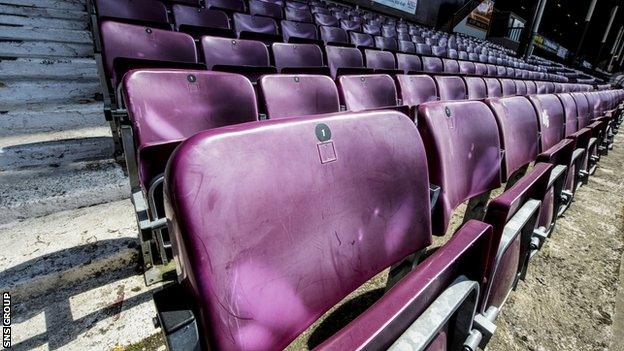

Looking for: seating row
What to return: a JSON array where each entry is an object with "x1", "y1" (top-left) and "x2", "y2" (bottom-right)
[
  {"x1": 133, "y1": 70, "x2": 622, "y2": 350},
  {"x1": 89, "y1": 0, "x2": 556, "y2": 76},
  {"x1": 119, "y1": 68, "x2": 620, "y2": 284}
]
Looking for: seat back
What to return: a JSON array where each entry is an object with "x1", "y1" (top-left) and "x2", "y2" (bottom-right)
[
  {"x1": 525, "y1": 80, "x2": 537, "y2": 95},
  {"x1": 528, "y1": 94, "x2": 566, "y2": 152},
  {"x1": 350, "y1": 32, "x2": 375, "y2": 48},
  {"x1": 514, "y1": 80, "x2": 527, "y2": 96},
  {"x1": 556, "y1": 93, "x2": 579, "y2": 136},
  {"x1": 315, "y1": 13, "x2": 339, "y2": 26},
  {"x1": 164, "y1": 110, "x2": 432, "y2": 351},
  {"x1": 202, "y1": 36, "x2": 270, "y2": 69},
  {"x1": 281, "y1": 20, "x2": 318, "y2": 42},
  {"x1": 338, "y1": 74, "x2": 397, "y2": 111},
  {"x1": 485, "y1": 97, "x2": 539, "y2": 180},
  {"x1": 442, "y1": 59, "x2": 459, "y2": 73},
  {"x1": 272, "y1": 43, "x2": 323, "y2": 71},
  {"x1": 365, "y1": 49, "x2": 396, "y2": 70},
  {"x1": 122, "y1": 70, "x2": 258, "y2": 188},
  {"x1": 375, "y1": 36, "x2": 398, "y2": 51},
  {"x1": 464, "y1": 77, "x2": 486, "y2": 100},
  {"x1": 259, "y1": 74, "x2": 340, "y2": 119},
  {"x1": 172, "y1": 5, "x2": 230, "y2": 36},
  {"x1": 418, "y1": 101, "x2": 502, "y2": 235},
  {"x1": 569, "y1": 92, "x2": 591, "y2": 128},
  {"x1": 319, "y1": 26, "x2": 348, "y2": 44},
  {"x1": 285, "y1": 7, "x2": 313, "y2": 22},
  {"x1": 474, "y1": 63, "x2": 487, "y2": 76},
  {"x1": 499, "y1": 79, "x2": 516, "y2": 96},
  {"x1": 459, "y1": 61, "x2": 475, "y2": 75},
  {"x1": 326, "y1": 46, "x2": 364, "y2": 78},
  {"x1": 422, "y1": 56, "x2": 443, "y2": 73},
  {"x1": 434, "y1": 76, "x2": 467, "y2": 101},
  {"x1": 206, "y1": 0, "x2": 246, "y2": 12},
  {"x1": 396, "y1": 54, "x2": 421, "y2": 73},
  {"x1": 249, "y1": 0, "x2": 283, "y2": 18},
  {"x1": 100, "y1": 21, "x2": 198, "y2": 87},
  {"x1": 484, "y1": 78, "x2": 502, "y2": 98},
  {"x1": 396, "y1": 75, "x2": 438, "y2": 108},
  {"x1": 233, "y1": 13, "x2": 279, "y2": 37},
  {"x1": 95, "y1": 0, "x2": 168, "y2": 26}
]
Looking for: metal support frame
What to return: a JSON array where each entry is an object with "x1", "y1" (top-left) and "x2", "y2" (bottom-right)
[
  {"x1": 462, "y1": 191, "x2": 492, "y2": 224},
  {"x1": 153, "y1": 284, "x2": 202, "y2": 351},
  {"x1": 388, "y1": 276, "x2": 481, "y2": 351}
]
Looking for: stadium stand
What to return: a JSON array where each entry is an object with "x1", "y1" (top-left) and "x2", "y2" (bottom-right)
[
  {"x1": 2, "y1": 0, "x2": 622, "y2": 349},
  {"x1": 84, "y1": 0, "x2": 624, "y2": 348}
]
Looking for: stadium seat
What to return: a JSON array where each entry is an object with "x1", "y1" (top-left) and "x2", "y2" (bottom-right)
[
  {"x1": 319, "y1": 26, "x2": 349, "y2": 45},
  {"x1": 171, "y1": 5, "x2": 232, "y2": 38},
  {"x1": 465, "y1": 77, "x2": 487, "y2": 100},
  {"x1": 365, "y1": 49, "x2": 398, "y2": 73},
  {"x1": 159, "y1": 110, "x2": 485, "y2": 350},
  {"x1": 434, "y1": 76, "x2": 467, "y2": 101},
  {"x1": 337, "y1": 74, "x2": 399, "y2": 111},
  {"x1": 499, "y1": 79, "x2": 517, "y2": 96},
  {"x1": 201, "y1": 36, "x2": 276, "y2": 81},
  {"x1": 484, "y1": 78, "x2": 502, "y2": 98},
  {"x1": 396, "y1": 53, "x2": 421, "y2": 73},
  {"x1": 120, "y1": 70, "x2": 259, "y2": 269},
  {"x1": 326, "y1": 45, "x2": 373, "y2": 78},
  {"x1": 422, "y1": 56, "x2": 444, "y2": 73},
  {"x1": 259, "y1": 74, "x2": 340, "y2": 118},
  {"x1": 233, "y1": 13, "x2": 280, "y2": 42},
  {"x1": 417, "y1": 100, "x2": 502, "y2": 236},
  {"x1": 271, "y1": 43, "x2": 328, "y2": 74},
  {"x1": 396, "y1": 74, "x2": 438, "y2": 115},
  {"x1": 94, "y1": 0, "x2": 169, "y2": 27}
]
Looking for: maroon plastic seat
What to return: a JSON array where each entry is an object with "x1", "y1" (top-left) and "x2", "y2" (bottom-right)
[
  {"x1": 337, "y1": 74, "x2": 398, "y2": 111},
  {"x1": 121, "y1": 70, "x2": 259, "y2": 190},
  {"x1": 349, "y1": 31, "x2": 375, "y2": 48},
  {"x1": 271, "y1": 43, "x2": 327, "y2": 74},
  {"x1": 365, "y1": 49, "x2": 396, "y2": 71},
  {"x1": 374, "y1": 36, "x2": 398, "y2": 51},
  {"x1": 233, "y1": 13, "x2": 280, "y2": 41},
  {"x1": 340, "y1": 19, "x2": 361, "y2": 32},
  {"x1": 499, "y1": 79, "x2": 516, "y2": 96},
  {"x1": 281, "y1": 20, "x2": 318, "y2": 42},
  {"x1": 442, "y1": 59, "x2": 459, "y2": 73},
  {"x1": 100, "y1": 21, "x2": 199, "y2": 89},
  {"x1": 417, "y1": 100, "x2": 502, "y2": 235},
  {"x1": 484, "y1": 78, "x2": 502, "y2": 98},
  {"x1": 206, "y1": 0, "x2": 246, "y2": 12},
  {"x1": 396, "y1": 75, "x2": 438, "y2": 108},
  {"x1": 422, "y1": 56, "x2": 443, "y2": 73},
  {"x1": 459, "y1": 60, "x2": 475, "y2": 75},
  {"x1": 557, "y1": 93, "x2": 594, "y2": 186},
  {"x1": 571, "y1": 92, "x2": 591, "y2": 128},
  {"x1": 415, "y1": 43, "x2": 432, "y2": 55},
  {"x1": 398, "y1": 40, "x2": 416, "y2": 53},
  {"x1": 525, "y1": 80, "x2": 537, "y2": 95},
  {"x1": 528, "y1": 94, "x2": 576, "y2": 222},
  {"x1": 201, "y1": 36, "x2": 276, "y2": 81},
  {"x1": 259, "y1": 74, "x2": 340, "y2": 118},
  {"x1": 319, "y1": 26, "x2": 348, "y2": 45},
  {"x1": 382, "y1": 24, "x2": 397, "y2": 38},
  {"x1": 464, "y1": 77, "x2": 487, "y2": 100},
  {"x1": 486, "y1": 64, "x2": 497, "y2": 77},
  {"x1": 285, "y1": 7, "x2": 313, "y2": 22},
  {"x1": 172, "y1": 5, "x2": 232, "y2": 38},
  {"x1": 249, "y1": 0, "x2": 283, "y2": 19},
  {"x1": 485, "y1": 97, "x2": 539, "y2": 181},
  {"x1": 326, "y1": 45, "x2": 372, "y2": 78},
  {"x1": 95, "y1": 0, "x2": 169, "y2": 27},
  {"x1": 496, "y1": 65, "x2": 506, "y2": 77},
  {"x1": 514, "y1": 80, "x2": 527, "y2": 96},
  {"x1": 434, "y1": 76, "x2": 466, "y2": 101},
  {"x1": 163, "y1": 110, "x2": 436, "y2": 350},
  {"x1": 363, "y1": 24, "x2": 381, "y2": 36},
  {"x1": 396, "y1": 53, "x2": 421, "y2": 73},
  {"x1": 314, "y1": 13, "x2": 339, "y2": 26}
]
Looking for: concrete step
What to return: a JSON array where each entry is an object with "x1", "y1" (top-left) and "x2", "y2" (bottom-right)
[
  {"x1": 0, "y1": 14, "x2": 87, "y2": 30},
  {"x1": 0, "y1": 102, "x2": 105, "y2": 137},
  {"x1": 0, "y1": 158, "x2": 129, "y2": 224},
  {"x1": 0, "y1": 0, "x2": 86, "y2": 11},
  {"x1": 0, "y1": 3, "x2": 89, "y2": 21},
  {"x1": 0, "y1": 200, "x2": 160, "y2": 350},
  {"x1": 0, "y1": 79, "x2": 100, "y2": 108},
  {"x1": 0, "y1": 25, "x2": 92, "y2": 44},
  {"x1": 0, "y1": 40, "x2": 93, "y2": 58},
  {"x1": 0, "y1": 57, "x2": 98, "y2": 80},
  {"x1": 0, "y1": 125, "x2": 113, "y2": 170}
]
